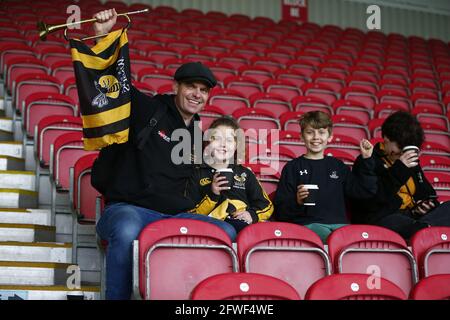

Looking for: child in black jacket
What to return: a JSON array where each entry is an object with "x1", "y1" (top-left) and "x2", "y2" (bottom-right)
[
  {"x1": 274, "y1": 111, "x2": 376, "y2": 242},
  {"x1": 187, "y1": 117, "x2": 273, "y2": 233},
  {"x1": 351, "y1": 111, "x2": 450, "y2": 239}
]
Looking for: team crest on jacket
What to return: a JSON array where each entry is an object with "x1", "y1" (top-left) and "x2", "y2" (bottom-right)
[
  {"x1": 233, "y1": 172, "x2": 247, "y2": 189},
  {"x1": 200, "y1": 178, "x2": 211, "y2": 186},
  {"x1": 330, "y1": 171, "x2": 339, "y2": 179}
]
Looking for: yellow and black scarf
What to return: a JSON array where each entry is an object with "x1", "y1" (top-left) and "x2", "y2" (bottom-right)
[
  {"x1": 70, "y1": 29, "x2": 131, "y2": 150},
  {"x1": 380, "y1": 143, "x2": 416, "y2": 209}
]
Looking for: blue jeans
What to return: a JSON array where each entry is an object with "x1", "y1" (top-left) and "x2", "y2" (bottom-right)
[{"x1": 96, "y1": 202, "x2": 237, "y2": 300}]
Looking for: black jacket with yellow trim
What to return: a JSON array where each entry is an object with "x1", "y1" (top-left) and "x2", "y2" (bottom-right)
[
  {"x1": 351, "y1": 142, "x2": 436, "y2": 224},
  {"x1": 186, "y1": 164, "x2": 274, "y2": 223}
]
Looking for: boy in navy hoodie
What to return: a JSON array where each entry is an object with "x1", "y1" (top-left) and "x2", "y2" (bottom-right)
[{"x1": 274, "y1": 111, "x2": 376, "y2": 242}]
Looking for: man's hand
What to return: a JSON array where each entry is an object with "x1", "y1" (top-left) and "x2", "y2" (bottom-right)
[
  {"x1": 296, "y1": 185, "x2": 309, "y2": 206},
  {"x1": 211, "y1": 172, "x2": 231, "y2": 196},
  {"x1": 399, "y1": 150, "x2": 419, "y2": 168},
  {"x1": 93, "y1": 9, "x2": 117, "y2": 37},
  {"x1": 360, "y1": 139, "x2": 374, "y2": 159},
  {"x1": 412, "y1": 199, "x2": 436, "y2": 216},
  {"x1": 230, "y1": 211, "x2": 253, "y2": 224}
]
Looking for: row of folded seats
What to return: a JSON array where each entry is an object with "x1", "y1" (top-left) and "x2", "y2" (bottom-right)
[
  {"x1": 129, "y1": 218, "x2": 450, "y2": 300},
  {"x1": 2, "y1": 0, "x2": 450, "y2": 301}
]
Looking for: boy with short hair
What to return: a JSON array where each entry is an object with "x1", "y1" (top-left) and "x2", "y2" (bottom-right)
[{"x1": 273, "y1": 111, "x2": 376, "y2": 242}]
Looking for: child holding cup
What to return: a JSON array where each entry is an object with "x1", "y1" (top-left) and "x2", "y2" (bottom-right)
[
  {"x1": 187, "y1": 116, "x2": 274, "y2": 233},
  {"x1": 273, "y1": 111, "x2": 377, "y2": 243}
]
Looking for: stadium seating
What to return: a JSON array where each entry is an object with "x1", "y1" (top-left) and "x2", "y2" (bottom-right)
[
  {"x1": 237, "y1": 222, "x2": 332, "y2": 298},
  {"x1": 69, "y1": 153, "x2": 100, "y2": 263},
  {"x1": 133, "y1": 219, "x2": 238, "y2": 300},
  {"x1": 191, "y1": 273, "x2": 301, "y2": 300},
  {"x1": 411, "y1": 226, "x2": 450, "y2": 278},
  {"x1": 305, "y1": 274, "x2": 407, "y2": 300},
  {"x1": 410, "y1": 274, "x2": 450, "y2": 300},
  {"x1": 327, "y1": 225, "x2": 419, "y2": 296}
]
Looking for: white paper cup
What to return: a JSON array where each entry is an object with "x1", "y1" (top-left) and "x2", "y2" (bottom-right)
[
  {"x1": 303, "y1": 184, "x2": 319, "y2": 206},
  {"x1": 402, "y1": 145, "x2": 420, "y2": 166}
]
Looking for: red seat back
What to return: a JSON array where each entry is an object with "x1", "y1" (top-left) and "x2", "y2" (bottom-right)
[
  {"x1": 52, "y1": 132, "x2": 96, "y2": 190},
  {"x1": 305, "y1": 274, "x2": 407, "y2": 300},
  {"x1": 137, "y1": 219, "x2": 238, "y2": 300},
  {"x1": 410, "y1": 226, "x2": 450, "y2": 278},
  {"x1": 191, "y1": 273, "x2": 301, "y2": 300},
  {"x1": 410, "y1": 274, "x2": 450, "y2": 300},
  {"x1": 37, "y1": 115, "x2": 83, "y2": 167},
  {"x1": 237, "y1": 222, "x2": 331, "y2": 298},
  {"x1": 327, "y1": 225, "x2": 418, "y2": 296},
  {"x1": 73, "y1": 153, "x2": 100, "y2": 221}
]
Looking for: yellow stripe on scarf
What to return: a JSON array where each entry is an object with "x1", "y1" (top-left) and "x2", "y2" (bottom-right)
[{"x1": 380, "y1": 142, "x2": 416, "y2": 209}]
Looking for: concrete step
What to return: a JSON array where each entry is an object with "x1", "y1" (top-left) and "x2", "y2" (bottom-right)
[
  {"x1": 0, "y1": 141, "x2": 22, "y2": 158},
  {"x1": 0, "y1": 261, "x2": 73, "y2": 286},
  {"x1": 0, "y1": 223, "x2": 55, "y2": 242},
  {"x1": 0, "y1": 208, "x2": 51, "y2": 225},
  {"x1": 0, "y1": 170, "x2": 35, "y2": 191},
  {"x1": 0, "y1": 156, "x2": 25, "y2": 171},
  {"x1": 0, "y1": 285, "x2": 100, "y2": 300},
  {"x1": 0, "y1": 242, "x2": 72, "y2": 263},
  {"x1": 0, "y1": 117, "x2": 13, "y2": 133},
  {"x1": 0, "y1": 130, "x2": 13, "y2": 142},
  {"x1": 0, "y1": 189, "x2": 38, "y2": 208}
]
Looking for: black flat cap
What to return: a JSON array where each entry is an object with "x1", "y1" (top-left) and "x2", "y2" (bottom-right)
[{"x1": 174, "y1": 62, "x2": 217, "y2": 88}]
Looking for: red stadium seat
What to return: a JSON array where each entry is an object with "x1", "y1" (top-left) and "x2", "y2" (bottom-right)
[
  {"x1": 133, "y1": 219, "x2": 238, "y2": 300},
  {"x1": 50, "y1": 132, "x2": 97, "y2": 221},
  {"x1": 292, "y1": 96, "x2": 332, "y2": 115},
  {"x1": 248, "y1": 146, "x2": 296, "y2": 174},
  {"x1": 23, "y1": 92, "x2": 78, "y2": 138},
  {"x1": 191, "y1": 272, "x2": 301, "y2": 300},
  {"x1": 14, "y1": 73, "x2": 61, "y2": 115},
  {"x1": 63, "y1": 77, "x2": 79, "y2": 106},
  {"x1": 138, "y1": 67, "x2": 174, "y2": 91},
  {"x1": 268, "y1": 130, "x2": 306, "y2": 156},
  {"x1": 249, "y1": 92, "x2": 292, "y2": 118},
  {"x1": 129, "y1": 55, "x2": 161, "y2": 80},
  {"x1": 208, "y1": 88, "x2": 250, "y2": 114},
  {"x1": 274, "y1": 69, "x2": 309, "y2": 88},
  {"x1": 224, "y1": 75, "x2": 264, "y2": 99},
  {"x1": 203, "y1": 62, "x2": 236, "y2": 87},
  {"x1": 35, "y1": 115, "x2": 83, "y2": 169},
  {"x1": 6, "y1": 56, "x2": 48, "y2": 93},
  {"x1": 374, "y1": 102, "x2": 409, "y2": 119},
  {"x1": 333, "y1": 99, "x2": 372, "y2": 124},
  {"x1": 341, "y1": 86, "x2": 377, "y2": 110},
  {"x1": 233, "y1": 107, "x2": 280, "y2": 131},
  {"x1": 198, "y1": 105, "x2": 227, "y2": 131},
  {"x1": 237, "y1": 222, "x2": 331, "y2": 298},
  {"x1": 377, "y1": 89, "x2": 412, "y2": 112},
  {"x1": 305, "y1": 274, "x2": 407, "y2": 300},
  {"x1": 411, "y1": 226, "x2": 450, "y2": 278},
  {"x1": 420, "y1": 155, "x2": 450, "y2": 172},
  {"x1": 327, "y1": 225, "x2": 419, "y2": 296},
  {"x1": 264, "y1": 78, "x2": 301, "y2": 101},
  {"x1": 332, "y1": 114, "x2": 370, "y2": 140},
  {"x1": 346, "y1": 74, "x2": 378, "y2": 94},
  {"x1": 311, "y1": 71, "x2": 346, "y2": 93},
  {"x1": 368, "y1": 118, "x2": 385, "y2": 139},
  {"x1": 279, "y1": 111, "x2": 304, "y2": 132},
  {"x1": 244, "y1": 163, "x2": 280, "y2": 195},
  {"x1": 413, "y1": 108, "x2": 449, "y2": 130},
  {"x1": 302, "y1": 82, "x2": 338, "y2": 106},
  {"x1": 421, "y1": 141, "x2": 450, "y2": 157},
  {"x1": 50, "y1": 59, "x2": 74, "y2": 85},
  {"x1": 324, "y1": 148, "x2": 355, "y2": 166},
  {"x1": 410, "y1": 275, "x2": 450, "y2": 300},
  {"x1": 69, "y1": 153, "x2": 100, "y2": 263}
]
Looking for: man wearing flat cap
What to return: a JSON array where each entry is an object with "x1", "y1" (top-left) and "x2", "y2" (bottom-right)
[{"x1": 92, "y1": 9, "x2": 236, "y2": 300}]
